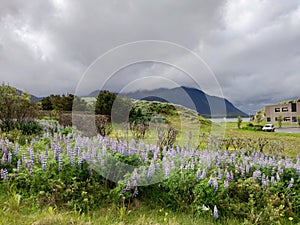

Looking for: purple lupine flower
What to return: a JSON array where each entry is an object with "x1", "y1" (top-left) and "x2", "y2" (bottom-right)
[
  {"x1": 66, "y1": 145, "x2": 72, "y2": 157},
  {"x1": 224, "y1": 180, "x2": 229, "y2": 189},
  {"x1": 201, "y1": 170, "x2": 206, "y2": 179},
  {"x1": 226, "y1": 170, "x2": 231, "y2": 181},
  {"x1": 217, "y1": 169, "x2": 222, "y2": 179},
  {"x1": 270, "y1": 176, "x2": 275, "y2": 185},
  {"x1": 213, "y1": 171, "x2": 217, "y2": 177},
  {"x1": 147, "y1": 160, "x2": 155, "y2": 180},
  {"x1": 262, "y1": 175, "x2": 268, "y2": 190},
  {"x1": 75, "y1": 146, "x2": 80, "y2": 157},
  {"x1": 17, "y1": 159, "x2": 21, "y2": 173},
  {"x1": 14, "y1": 143, "x2": 19, "y2": 155},
  {"x1": 213, "y1": 179, "x2": 218, "y2": 191},
  {"x1": 230, "y1": 171, "x2": 234, "y2": 181},
  {"x1": 245, "y1": 164, "x2": 250, "y2": 174},
  {"x1": 253, "y1": 169, "x2": 261, "y2": 183},
  {"x1": 287, "y1": 178, "x2": 294, "y2": 189},
  {"x1": 0, "y1": 169, "x2": 4, "y2": 179},
  {"x1": 190, "y1": 161, "x2": 195, "y2": 171},
  {"x1": 45, "y1": 144, "x2": 49, "y2": 156},
  {"x1": 1, "y1": 154, "x2": 6, "y2": 166},
  {"x1": 196, "y1": 169, "x2": 202, "y2": 181},
  {"x1": 1, "y1": 169, "x2": 8, "y2": 180},
  {"x1": 132, "y1": 169, "x2": 139, "y2": 186},
  {"x1": 153, "y1": 147, "x2": 159, "y2": 161},
  {"x1": 131, "y1": 186, "x2": 139, "y2": 198},
  {"x1": 29, "y1": 148, "x2": 34, "y2": 163},
  {"x1": 78, "y1": 157, "x2": 83, "y2": 170},
  {"x1": 121, "y1": 181, "x2": 131, "y2": 194},
  {"x1": 163, "y1": 157, "x2": 170, "y2": 178},
  {"x1": 41, "y1": 153, "x2": 47, "y2": 171},
  {"x1": 208, "y1": 178, "x2": 213, "y2": 186},
  {"x1": 276, "y1": 172, "x2": 280, "y2": 182},
  {"x1": 70, "y1": 151, "x2": 75, "y2": 167},
  {"x1": 214, "y1": 205, "x2": 218, "y2": 220},
  {"x1": 58, "y1": 154, "x2": 63, "y2": 171}
]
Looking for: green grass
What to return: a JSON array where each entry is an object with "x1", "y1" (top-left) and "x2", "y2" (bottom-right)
[
  {"x1": 223, "y1": 122, "x2": 300, "y2": 156},
  {"x1": 1, "y1": 196, "x2": 298, "y2": 225},
  {"x1": 0, "y1": 195, "x2": 243, "y2": 225}
]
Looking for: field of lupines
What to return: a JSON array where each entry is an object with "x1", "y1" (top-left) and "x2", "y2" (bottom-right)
[{"x1": 0, "y1": 120, "x2": 300, "y2": 224}]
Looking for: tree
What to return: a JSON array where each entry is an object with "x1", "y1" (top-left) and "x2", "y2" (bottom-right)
[
  {"x1": 41, "y1": 96, "x2": 53, "y2": 110},
  {"x1": 277, "y1": 115, "x2": 283, "y2": 128},
  {"x1": 41, "y1": 94, "x2": 87, "y2": 112},
  {"x1": 255, "y1": 111, "x2": 263, "y2": 123},
  {"x1": 95, "y1": 90, "x2": 116, "y2": 115},
  {"x1": 0, "y1": 83, "x2": 37, "y2": 127},
  {"x1": 237, "y1": 116, "x2": 243, "y2": 129}
]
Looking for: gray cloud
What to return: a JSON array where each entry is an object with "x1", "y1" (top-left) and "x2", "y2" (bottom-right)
[{"x1": 0, "y1": 0, "x2": 299, "y2": 114}]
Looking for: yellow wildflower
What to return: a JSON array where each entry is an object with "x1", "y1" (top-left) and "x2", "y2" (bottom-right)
[{"x1": 288, "y1": 217, "x2": 293, "y2": 221}]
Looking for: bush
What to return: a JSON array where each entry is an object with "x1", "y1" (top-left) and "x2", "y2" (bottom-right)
[
  {"x1": 0, "y1": 121, "x2": 43, "y2": 136},
  {"x1": 241, "y1": 123, "x2": 263, "y2": 131},
  {"x1": 0, "y1": 84, "x2": 38, "y2": 125}
]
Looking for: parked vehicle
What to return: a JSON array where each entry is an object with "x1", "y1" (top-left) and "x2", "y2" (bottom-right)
[{"x1": 262, "y1": 124, "x2": 275, "y2": 132}]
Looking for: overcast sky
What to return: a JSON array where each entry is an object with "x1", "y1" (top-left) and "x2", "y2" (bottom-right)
[{"x1": 1, "y1": 0, "x2": 300, "y2": 114}]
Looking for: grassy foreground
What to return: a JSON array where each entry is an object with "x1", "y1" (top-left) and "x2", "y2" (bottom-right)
[{"x1": 0, "y1": 201, "x2": 242, "y2": 225}]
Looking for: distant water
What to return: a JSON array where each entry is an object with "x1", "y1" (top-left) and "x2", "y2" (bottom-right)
[{"x1": 209, "y1": 117, "x2": 251, "y2": 123}]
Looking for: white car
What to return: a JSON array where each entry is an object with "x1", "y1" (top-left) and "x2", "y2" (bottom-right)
[{"x1": 262, "y1": 124, "x2": 275, "y2": 132}]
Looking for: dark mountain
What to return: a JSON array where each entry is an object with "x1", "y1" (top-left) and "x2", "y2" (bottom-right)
[
  {"x1": 88, "y1": 86, "x2": 247, "y2": 118},
  {"x1": 16, "y1": 89, "x2": 42, "y2": 102}
]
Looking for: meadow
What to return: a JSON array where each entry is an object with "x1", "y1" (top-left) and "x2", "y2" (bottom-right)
[{"x1": 0, "y1": 117, "x2": 299, "y2": 225}]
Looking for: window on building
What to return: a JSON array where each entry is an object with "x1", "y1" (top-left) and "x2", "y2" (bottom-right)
[
  {"x1": 291, "y1": 103, "x2": 297, "y2": 112},
  {"x1": 282, "y1": 107, "x2": 289, "y2": 112},
  {"x1": 292, "y1": 117, "x2": 297, "y2": 122},
  {"x1": 275, "y1": 108, "x2": 280, "y2": 112},
  {"x1": 275, "y1": 117, "x2": 278, "y2": 121},
  {"x1": 283, "y1": 117, "x2": 290, "y2": 121},
  {"x1": 267, "y1": 117, "x2": 271, "y2": 122}
]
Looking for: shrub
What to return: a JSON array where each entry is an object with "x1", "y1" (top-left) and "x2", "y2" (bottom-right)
[
  {"x1": 278, "y1": 115, "x2": 283, "y2": 128},
  {"x1": 0, "y1": 121, "x2": 43, "y2": 139},
  {"x1": 237, "y1": 116, "x2": 243, "y2": 129},
  {"x1": 0, "y1": 84, "x2": 38, "y2": 126}
]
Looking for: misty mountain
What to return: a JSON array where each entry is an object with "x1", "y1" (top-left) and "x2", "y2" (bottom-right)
[
  {"x1": 16, "y1": 89, "x2": 42, "y2": 102},
  {"x1": 88, "y1": 86, "x2": 247, "y2": 118}
]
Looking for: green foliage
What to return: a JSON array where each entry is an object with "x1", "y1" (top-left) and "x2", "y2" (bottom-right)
[
  {"x1": 237, "y1": 116, "x2": 242, "y2": 129},
  {"x1": 41, "y1": 94, "x2": 87, "y2": 112},
  {"x1": 0, "y1": 83, "x2": 38, "y2": 126},
  {"x1": 0, "y1": 121, "x2": 43, "y2": 140},
  {"x1": 255, "y1": 111, "x2": 263, "y2": 123},
  {"x1": 11, "y1": 158, "x2": 108, "y2": 212},
  {"x1": 40, "y1": 96, "x2": 53, "y2": 110},
  {"x1": 95, "y1": 90, "x2": 116, "y2": 115},
  {"x1": 277, "y1": 115, "x2": 283, "y2": 128},
  {"x1": 241, "y1": 123, "x2": 263, "y2": 131},
  {"x1": 297, "y1": 116, "x2": 300, "y2": 127}
]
